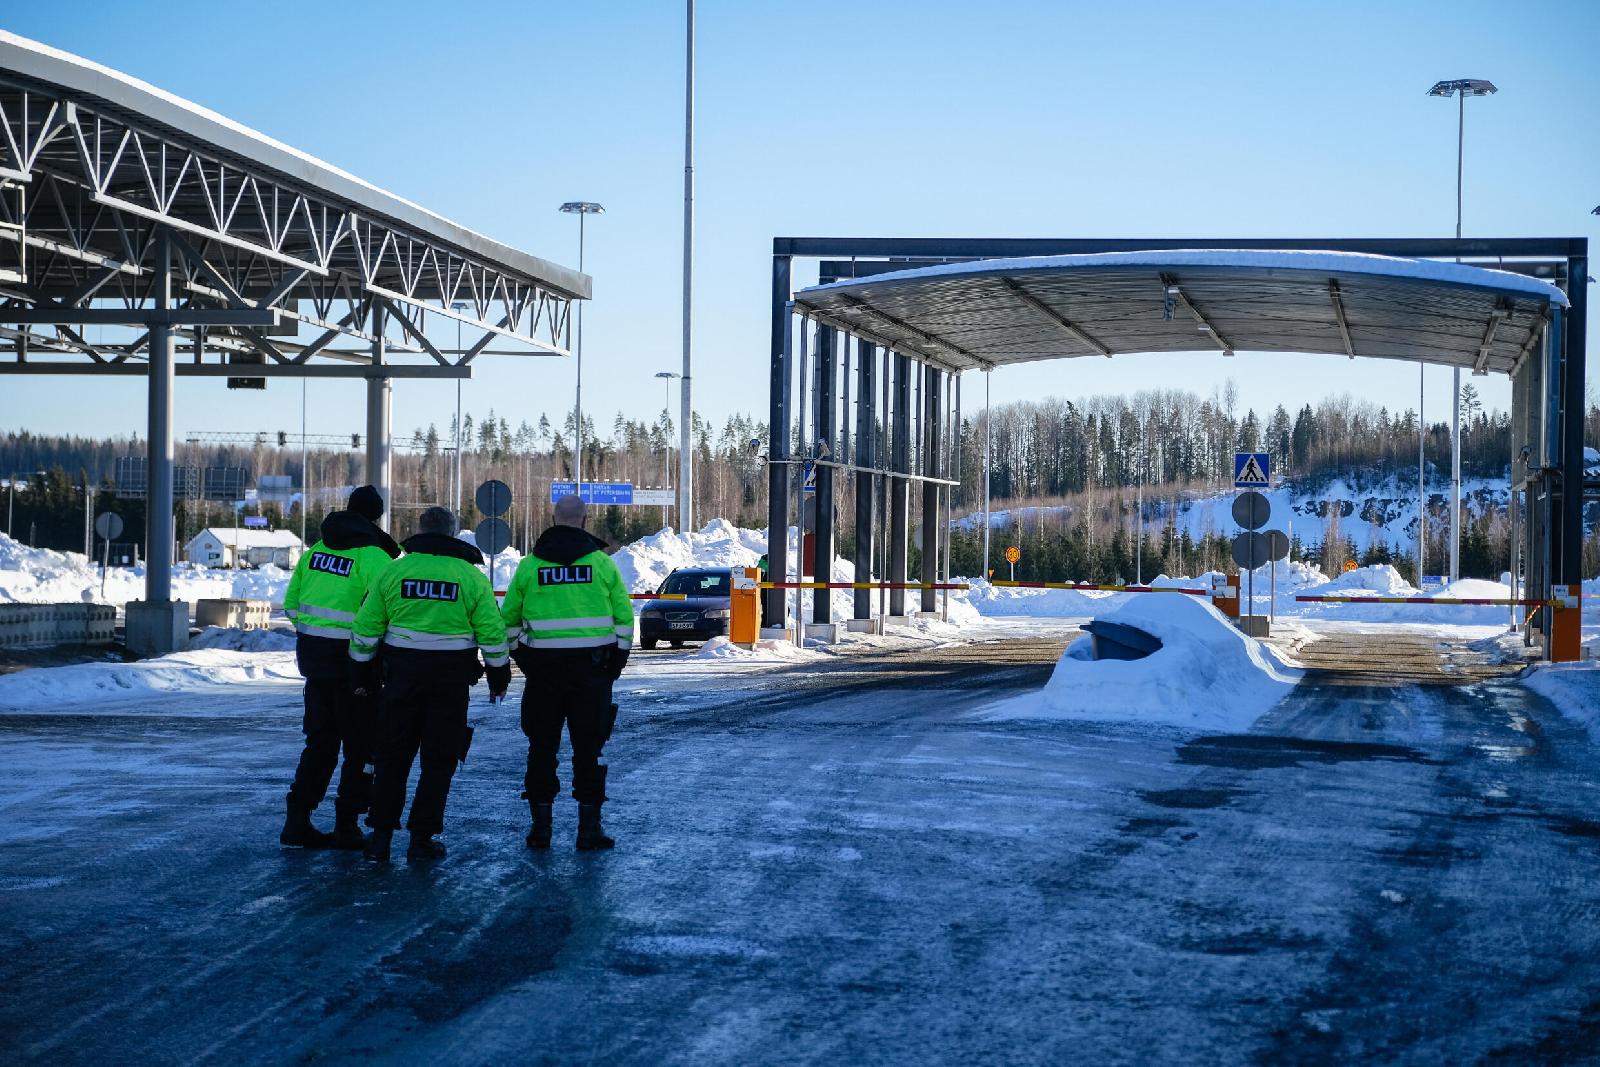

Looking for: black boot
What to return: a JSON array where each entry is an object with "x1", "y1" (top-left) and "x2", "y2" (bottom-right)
[
  {"x1": 526, "y1": 802, "x2": 553, "y2": 850},
  {"x1": 364, "y1": 827, "x2": 393, "y2": 862},
  {"x1": 279, "y1": 799, "x2": 337, "y2": 849},
  {"x1": 407, "y1": 833, "x2": 447, "y2": 861},
  {"x1": 576, "y1": 804, "x2": 614, "y2": 851},
  {"x1": 332, "y1": 811, "x2": 367, "y2": 851}
]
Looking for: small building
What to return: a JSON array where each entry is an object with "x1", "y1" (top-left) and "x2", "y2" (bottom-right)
[{"x1": 184, "y1": 527, "x2": 304, "y2": 569}]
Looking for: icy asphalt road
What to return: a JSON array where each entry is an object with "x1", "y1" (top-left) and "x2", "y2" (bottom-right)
[{"x1": 3, "y1": 624, "x2": 1600, "y2": 1065}]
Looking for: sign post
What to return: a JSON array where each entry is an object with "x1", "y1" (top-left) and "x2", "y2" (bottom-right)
[
  {"x1": 1004, "y1": 544, "x2": 1020, "y2": 581},
  {"x1": 94, "y1": 511, "x2": 123, "y2": 600},
  {"x1": 475, "y1": 479, "x2": 513, "y2": 591}
]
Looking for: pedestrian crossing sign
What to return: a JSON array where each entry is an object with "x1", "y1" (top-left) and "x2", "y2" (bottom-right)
[{"x1": 1234, "y1": 452, "x2": 1270, "y2": 488}]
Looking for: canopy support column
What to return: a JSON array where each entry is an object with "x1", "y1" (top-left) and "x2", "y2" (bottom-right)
[
  {"x1": 854, "y1": 341, "x2": 877, "y2": 620},
  {"x1": 126, "y1": 229, "x2": 189, "y2": 658},
  {"x1": 812, "y1": 325, "x2": 836, "y2": 624},
  {"x1": 765, "y1": 257, "x2": 792, "y2": 627},
  {"x1": 920, "y1": 368, "x2": 943, "y2": 613},
  {"x1": 1552, "y1": 255, "x2": 1587, "y2": 661},
  {"x1": 145, "y1": 230, "x2": 174, "y2": 606},
  {"x1": 366, "y1": 303, "x2": 392, "y2": 531},
  {"x1": 889, "y1": 352, "x2": 910, "y2": 617}
]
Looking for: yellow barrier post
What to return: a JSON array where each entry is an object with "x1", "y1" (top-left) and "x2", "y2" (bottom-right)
[
  {"x1": 1211, "y1": 574, "x2": 1240, "y2": 619},
  {"x1": 1552, "y1": 584, "x2": 1582, "y2": 663},
  {"x1": 729, "y1": 567, "x2": 760, "y2": 648}
]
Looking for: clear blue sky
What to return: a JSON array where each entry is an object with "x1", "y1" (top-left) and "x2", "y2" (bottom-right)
[{"x1": 4, "y1": 0, "x2": 1597, "y2": 443}]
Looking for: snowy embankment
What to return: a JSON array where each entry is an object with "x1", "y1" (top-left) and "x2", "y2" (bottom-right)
[
  {"x1": 954, "y1": 472, "x2": 1529, "y2": 559},
  {"x1": 0, "y1": 626, "x2": 299, "y2": 712},
  {"x1": 0, "y1": 533, "x2": 291, "y2": 606},
  {"x1": 981, "y1": 594, "x2": 1301, "y2": 731}
]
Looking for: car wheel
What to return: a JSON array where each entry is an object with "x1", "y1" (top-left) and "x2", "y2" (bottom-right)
[
  {"x1": 669, "y1": 639, "x2": 683, "y2": 649},
  {"x1": 641, "y1": 638, "x2": 657, "y2": 650}
]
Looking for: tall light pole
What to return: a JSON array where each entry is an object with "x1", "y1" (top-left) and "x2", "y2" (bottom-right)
[
  {"x1": 1429, "y1": 77, "x2": 1496, "y2": 584},
  {"x1": 451, "y1": 300, "x2": 467, "y2": 516},
  {"x1": 560, "y1": 201, "x2": 604, "y2": 498},
  {"x1": 655, "y1": 370, "x2": 680, "y2": 527},
  {"x1": 982, "y1": 369, "x2": 991, "y2": 578},
  {"x1": 679, "y1": 0, "x2": 695, "y2": 535}
]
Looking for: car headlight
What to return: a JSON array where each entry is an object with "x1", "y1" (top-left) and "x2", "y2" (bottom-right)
[
  {"x1": 703, "y1": 608, "x2": 730, "y2": 619},
  {"x1": 641, "y1": 609, "x2": 663, "y2": 620}
]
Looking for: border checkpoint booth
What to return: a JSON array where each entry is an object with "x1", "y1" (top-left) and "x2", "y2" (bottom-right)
[
  {"x1": 0, "y1": 31, "x2": 590, "y2": 656},
  {"x1": 765, "y1": 238, "x2": 1588, "y2": 662}
]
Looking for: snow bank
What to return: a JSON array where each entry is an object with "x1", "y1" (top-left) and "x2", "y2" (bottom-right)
[
  {"x1": 0, "y1": 647, "x2": 299, "y2": 712},
  {"x1": 981, "y1": 593, "x2": 1300, "y2": 732},
  {"x1": 1523, "y1": 663, "x2": 1600, "y2": 743},
  {"x1": 0, "y1": 532, "x2": 292, "y2": 606},
  {"x1": 189, "y1": 626, "x2": 297, "y2": 653},
  {"x1": 694, "y1": 636, "x2": 815, "y2": 662}
]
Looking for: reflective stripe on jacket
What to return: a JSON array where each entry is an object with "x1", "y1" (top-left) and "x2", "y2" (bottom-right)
[
  {"x1": 500, "y1": 548, "x2": 634, "y2": 651},
  {"x1": 350, "y1": 551, "x2": 509, "y2": 667},
  {"x1": 282, "y1": 542, "x2": 394, "y2": 642}
]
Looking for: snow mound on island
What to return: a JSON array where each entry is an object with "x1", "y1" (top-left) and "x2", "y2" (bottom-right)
[
  {"x1": 981, "y1": 593, "x2": 1300, "y2": 732},
  {"x1": 0, "y1": 647, "x2": 300, "y2": 712}
]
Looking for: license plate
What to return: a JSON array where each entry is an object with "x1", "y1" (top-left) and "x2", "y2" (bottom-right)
[{"x1": 668, "y1": 621, "x2": 695, "y2": 630}]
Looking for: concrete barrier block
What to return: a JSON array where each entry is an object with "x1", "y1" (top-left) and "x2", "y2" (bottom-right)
[{"x1": 195, "y1": 598, "x2": 272, "y2": 630}]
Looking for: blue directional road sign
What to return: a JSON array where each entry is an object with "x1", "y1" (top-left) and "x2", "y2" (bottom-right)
[
  {"x1": 550, "y1": 481, "x2": 635, "y2": 506},
  {"x1": 1234, "y1": 452, "x2": 1271, "y2": 488}
]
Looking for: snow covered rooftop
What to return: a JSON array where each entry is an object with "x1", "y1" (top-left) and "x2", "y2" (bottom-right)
[
  {"x1": 795, "y1": 249, "x2": 1566, "y2": 374},
  {"x1": 190, "y1": 528, "x2": 304, "y2": 549}
]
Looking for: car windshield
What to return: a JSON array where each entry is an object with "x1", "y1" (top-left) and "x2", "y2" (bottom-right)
[{"x1": 660, "y1": 572, "x2": 730, "y2": 597}]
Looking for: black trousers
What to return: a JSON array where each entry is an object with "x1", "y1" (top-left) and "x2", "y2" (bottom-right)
[
  {"x1": 287, "y1": 678, "x2": 375, "y2": 818},
  {"x1": 368, "y1": 673, "x2": 469, "y2": 836},
  {"x1": 519, "y1": 648, "x2": 613, "y2": 805}
]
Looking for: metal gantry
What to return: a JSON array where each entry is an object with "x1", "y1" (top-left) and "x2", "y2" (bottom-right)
[
  {"x1": 0, "y1": 33, "x2": 588, "y2": 654},
  {"x1": 767, "y1": 236, "x2": 1587, "y2": 660}
]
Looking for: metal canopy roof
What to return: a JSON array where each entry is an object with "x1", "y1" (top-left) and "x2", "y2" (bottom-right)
[
  {"x1": 0, "y1": 30, "x2": 586, "y2": 373},
  {"x1": 794, "y1": 249, "x2": 1567, "y2": 376}
]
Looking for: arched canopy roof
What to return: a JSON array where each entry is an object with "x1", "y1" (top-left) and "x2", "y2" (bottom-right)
[{"x1": 793, "y1": 250, "x2": 1566, "y2": 375}]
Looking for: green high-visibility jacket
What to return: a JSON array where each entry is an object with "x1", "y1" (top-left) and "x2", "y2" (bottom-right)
[
  {"x1": 350, "y1": 550, "x2": 509, "y2": 666},
  {"x1": 283, "y1": 541, "x2": 394, "y2": 641},
  {"x1": 501, "y1": 531, "x2": 634, "y2": 652}
]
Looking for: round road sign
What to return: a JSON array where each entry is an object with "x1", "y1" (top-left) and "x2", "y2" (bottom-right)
[
  {"x1": 474, "y1": 517, "x2": 513, "y2": 556},
  {"x1": 1231, "y1": 531, "x2": 1271, "y2": 570},
  {"x1": 93, "y1": 512, "x2": 124, "y2": 541},
  {"x1": 1004, "y1": 545, "x2": 1021, "y2": 565},
  {"x1": 475, "y1": 479, "x2": 512, "y2": 518},
  {"x1": 1231, "y1": 491, "x2": 1271, "y2": 531},
  {"x1": 1264, "y1": 529, "x2": 1290, "y2": 562}
]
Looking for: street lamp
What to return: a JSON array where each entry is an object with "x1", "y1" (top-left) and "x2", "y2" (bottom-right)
[
  {"x1": 560, "y1": 201, "x2": 604, "y2": 497},
  {"x1": 1429, "y1": 77, "x2": 1496, "y2": 585},
  {"x1": 654, "y1": 370, "x2": 680, "y2": 527}
]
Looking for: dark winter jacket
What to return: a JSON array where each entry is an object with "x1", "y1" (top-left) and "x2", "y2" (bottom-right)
[
  {"x1": 401, "y1": 532, "x2": 485, "y2": 566},
  {"x1": 320, "y1": 509, "x2": 402, "y2": 558},
  {"x1": 530, "y1": 524, "x2": 609, "y2": 566}
]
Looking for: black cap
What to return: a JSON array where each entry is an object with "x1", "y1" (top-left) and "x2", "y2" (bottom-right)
[{"x1": 348, "y1": 485, "x2": 384, "y2": 522}]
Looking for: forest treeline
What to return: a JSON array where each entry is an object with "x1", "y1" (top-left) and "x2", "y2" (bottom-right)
[{"x1": 5, "y1": 383, "x2": 1597, "y2": 580}]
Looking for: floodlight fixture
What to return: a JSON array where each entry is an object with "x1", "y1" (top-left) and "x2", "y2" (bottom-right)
[
  {"x1": 559, "y1": 201, "x2": 606, "y2": 216},
  {"x1": 1427, "y1": 79, "x2": 1497, "y2": 97}
]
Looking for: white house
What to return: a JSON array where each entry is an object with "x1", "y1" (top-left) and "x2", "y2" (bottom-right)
[{"x1": 184, "y1": 527, "x2": 305, "y2": 569}]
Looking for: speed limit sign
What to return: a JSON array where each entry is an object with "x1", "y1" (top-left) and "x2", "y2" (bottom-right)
[{"x1": 1004, "y1": 545, "x2": 1020, "y2": 565}]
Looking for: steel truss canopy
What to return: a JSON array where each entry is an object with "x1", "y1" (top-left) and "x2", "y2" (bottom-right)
[
  {"x1": 794, "y1": 249, "x2": 1568, "y2": 376},
  {"x1": 0, "y1": 30, "x2": 589, "y2": 374}
]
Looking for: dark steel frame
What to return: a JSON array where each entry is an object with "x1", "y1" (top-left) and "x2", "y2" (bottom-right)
[{"x1": 766, "y1": 236, "x2": 1588, "y2": 647}]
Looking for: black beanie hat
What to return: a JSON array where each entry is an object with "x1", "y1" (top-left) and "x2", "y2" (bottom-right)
[{"x1": 348, "y1": 485, "x2": 384, "y2": 522}]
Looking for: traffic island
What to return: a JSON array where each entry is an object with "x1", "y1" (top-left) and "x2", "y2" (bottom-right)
[{"x1": 125, "y1": 600, "x2": 190, "y2": 658}]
